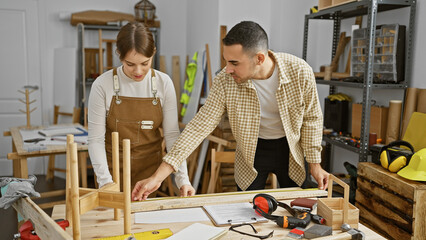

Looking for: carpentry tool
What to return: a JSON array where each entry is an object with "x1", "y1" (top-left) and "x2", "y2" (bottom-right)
[
  {"x1": 304, "y1": 224, "x2": 332, "y2": 239},
  {"x1": 313, "y1": 223, "x2": 365, "y2": 240},
  {"x1": 13, "y1": 219, "x2": 69, "y2": 240},
  {"x1": 253, "y1": 193, "x2": 313, "y2": 229},
  {"x1": 93, "y1": 228, "x2": 173, "y2": 240}
]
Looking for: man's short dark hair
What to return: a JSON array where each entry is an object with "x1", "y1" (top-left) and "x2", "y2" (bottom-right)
[{"x1": 222, "y1": 21, "x2": 269, "y2": 55}]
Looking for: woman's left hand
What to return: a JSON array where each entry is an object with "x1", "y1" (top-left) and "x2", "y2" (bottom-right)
[{"x1": 179, "y1": 185, "x2": 196, "y2": 197}]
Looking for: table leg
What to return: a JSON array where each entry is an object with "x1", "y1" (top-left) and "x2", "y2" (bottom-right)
[
  {"x1": 13, "y1": 157, "x2": 28, "y2": 179},
  {"x1": 78, "y1": 152, "x2": 88, "y2": 188}
]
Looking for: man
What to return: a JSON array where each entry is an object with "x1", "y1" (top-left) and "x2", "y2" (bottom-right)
[{"x1": 132, "y1": 21, "x2": 329, "y2": 201}]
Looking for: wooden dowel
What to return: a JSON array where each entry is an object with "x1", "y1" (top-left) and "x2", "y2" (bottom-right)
[
  {"x1": 112, "y1": 132, "x2": 120, "y2": 220},
  {"x1": 65, "y1": 135, "x2": 74, "y2": 226},
  {"x1": 70, "y1": 142, "x2": 81, "y2": 240},
  {"x1": 123, "y1": 139, "x2": 131, "y2": 234}
]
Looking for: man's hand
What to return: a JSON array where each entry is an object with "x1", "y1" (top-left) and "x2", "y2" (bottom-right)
[
  {"x1": 310, "y1": 163, "x2": 329, "y2": 190},
  {"x1": 179, "y1": 185, "x2": 196, "y2": 197},
  {"x1": 132, "y1": 177, "x2": 162, "y2": 201},
  {"x1": 131, "y1": 162, "x2": 175, "y2": 201}
]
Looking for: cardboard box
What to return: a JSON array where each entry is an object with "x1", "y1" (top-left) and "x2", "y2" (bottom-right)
[{"x1": 351, "y1": 103, "x2": 389, "y2": 140}]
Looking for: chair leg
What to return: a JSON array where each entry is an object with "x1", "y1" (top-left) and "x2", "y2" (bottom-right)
[
  {"x1": 46, "y1": 155, "x2": 55, "y2": 181},
  {"x1": 78, "y1": 152, "x2": 88, "y2": 188}
]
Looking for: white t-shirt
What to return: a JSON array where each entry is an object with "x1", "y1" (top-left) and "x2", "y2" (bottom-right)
[
  {"x1": 252, "y1": 65, "x2": 286, "y2": 139},
  {"x1": 88, "y1": 66, "x2": 191, "y2": 188}
]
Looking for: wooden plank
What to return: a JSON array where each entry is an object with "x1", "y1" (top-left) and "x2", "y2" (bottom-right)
[
  {"x1": 98, "y1": 191, "x2": 125, "y2": 209},
  {"x1": 38, "y1": 200, "x2": 66, "y2": 209},
  {"x1": 355, "y1": 189, "x2": 412, "y2": 233},
  {"x1": 358, "y1": 163, "x2": 422, "y2": 200},
  {"x1": 12, "y1": 198, "x2": 72, "y2": 240},
  {"x1": 33, "y1": 189, "x2": 66, "y2": 199},
  {"x1": 172, "y1": 56, "x2": 181, "y2": 105},
  {"x1": 357, "y1": 176, "x2": 413, "y2": 217},
  {"x1": 131, "y1": 188, "x2": 327, "y2": 213},
  {"x1": 220, "y1": 26, "x2": 227, "y2": 69},
  {"x1": 205, "y1": 44, "x2": 213, "y2": 89},
  {"x1": 413, "y1": 190, "x2": 426, "y2": 239},
  {"x1": 79, "y1": 192, "x2": 99, "y2": 215},
  {"x1": 159, "y1": 55, "x2": 166, "y2": 73},
  {"x1": 357, "y1": 202, "x2": 412, "y2": 240}
]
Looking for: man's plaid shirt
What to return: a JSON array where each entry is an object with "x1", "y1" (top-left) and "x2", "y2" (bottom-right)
[{"x1": 164, "y1": 51, "x2": 323, "y2": 190}]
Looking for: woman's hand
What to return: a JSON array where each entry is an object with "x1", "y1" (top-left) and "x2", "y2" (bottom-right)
[{"x1": 179, "y1": 184, "x2": 196, "y2": 197}]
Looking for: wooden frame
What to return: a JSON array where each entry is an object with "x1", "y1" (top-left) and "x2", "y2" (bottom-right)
[{"x1": 66, "y1": 132, "x2": 131, "y2": 239}]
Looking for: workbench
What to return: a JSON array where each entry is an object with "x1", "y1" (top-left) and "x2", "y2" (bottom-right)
[
  {"x1": 47, "y1": 189, "x2": 385, "y2": 239},
  {"x1": 5, "y1": 124, "x2": 88, "y2": 208}
]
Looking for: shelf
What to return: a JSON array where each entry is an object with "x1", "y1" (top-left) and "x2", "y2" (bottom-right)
[
  {"x1": 323, "y1": 135, "x2": 369, "y2": 154},
  {"x1": 316, "y1": 79, "x2": 407, "y2": 88},
  {"x1": 308, "y1": 0, "x2": 414, "y2": 20}
]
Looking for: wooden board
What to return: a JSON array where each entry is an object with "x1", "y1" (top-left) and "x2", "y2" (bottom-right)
[
  {"x1": 357, "y1": 202, "x2": 411, "y2": 240},
  {"x1": 131, "y1": 188, "x2": 327, "y2": 213},
  {"x1": 172, "y1": 56, "x2": 181, "y2": 105},
  {"x1": 358, "y1": 163, "x2": 426, "y2": 200},
  {"x1": 12, "y1": 197, "x2": 72, "y2": 240}
]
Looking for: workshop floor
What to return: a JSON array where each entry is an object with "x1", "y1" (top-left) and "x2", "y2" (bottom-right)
[{"x1": 0, "y1": 174, "x2": 95, "y2": 239}]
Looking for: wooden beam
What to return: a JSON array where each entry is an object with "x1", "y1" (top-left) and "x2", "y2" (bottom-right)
[
  {"x1": 172, "y1": 56, "x2": 181, "y2": 105},
  {"x1": 205, "y1": 44, "x2": 213, "y2": 89},
  {"x1": 98, "y1": 191, "x2": 125, "y2": 209},
  {"x1": 220, "y1": 25, "x2": 227, "y2": 69},
  {"x1": 79, "y1": 191, "x2": 99, "y2": 215},
  {"x1": 159, "y1": 55, "x2": 166, "y2": 73},
  {"x1": 131, "y1": 188, "x2": 327, "y2": 213},
  {"x1": 12, "y1": 198, "x2": 72, "y2": 240}
]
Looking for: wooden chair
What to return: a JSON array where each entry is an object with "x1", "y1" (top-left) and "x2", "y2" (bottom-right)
[
  {"x1": 98, "y1": 29, "x2": 117, "y2": 74},
  {"x1": 46, "y1": 105, "x2": 91, "y2": 188}
]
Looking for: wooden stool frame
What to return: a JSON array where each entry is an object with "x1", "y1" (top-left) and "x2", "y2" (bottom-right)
[{"x1": 66, "y1": 132, "x2": 131, "y2": 239}]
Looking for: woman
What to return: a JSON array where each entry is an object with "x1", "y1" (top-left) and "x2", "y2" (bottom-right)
[{"x1": 88, "y1": 22, "x2": 195, "y2": 197}]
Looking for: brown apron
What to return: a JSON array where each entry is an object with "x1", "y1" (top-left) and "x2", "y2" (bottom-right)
[{"x1": 105, "y1": 68, "x2": 163, "y2": 190}]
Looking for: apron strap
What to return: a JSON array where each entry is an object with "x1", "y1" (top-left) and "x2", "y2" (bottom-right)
[
  {"x1": 112, "y1": 68, "x2": 121, "y2": 104},
  {"x1": 151, "y1": 68, "x2": 158, "y2": 105},
  {"x1": 112, "y1": 67, "x2": 158, "y2": 105}
]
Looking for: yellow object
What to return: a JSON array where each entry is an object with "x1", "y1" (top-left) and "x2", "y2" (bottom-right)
[
  {"x1": 402, "y1": 112, "x2": 426, "y2": 152},
  {"x1": 380, "y1": 140, "x2": 414, "y2": 173},
  {"x1": 398, "y1": 148, "x2": 426, "y2": 181},
  {"x1": 94, "y1": 228, "x2": 173, "y2": 240}
]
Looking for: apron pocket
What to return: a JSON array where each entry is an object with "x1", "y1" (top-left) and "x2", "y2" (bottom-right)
[{"x1": 116, "y1": 119, "x2": 141, "y2": 144}]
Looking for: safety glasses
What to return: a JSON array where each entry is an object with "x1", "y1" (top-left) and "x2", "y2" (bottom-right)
[{"x1": 229, "y1": 223, "x2": 274, "y2": 239}]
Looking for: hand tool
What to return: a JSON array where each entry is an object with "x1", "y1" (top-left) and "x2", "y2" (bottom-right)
[
  {"x1": 13, "y1": 219, "x2": 69, "y2": 240},
  {"x1": 94, "y1": 228, "x2": 173, "y2": 240},
  {"x1": 313, "y1": 223, "x2": 365, "y2": 240}
]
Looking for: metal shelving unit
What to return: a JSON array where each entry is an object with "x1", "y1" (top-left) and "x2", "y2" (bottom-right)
[
  {"x1": 76, "y1": 23, "x2": 160, "y2": 115},
  {"x1": 302, "y1": 0, "x2": 416, "y2": 163}
]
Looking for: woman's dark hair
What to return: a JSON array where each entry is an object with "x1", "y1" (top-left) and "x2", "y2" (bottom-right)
[
  {"x1": 222, "y1": 21, "x2": 268, "y2": 55},
  {"x1": 116, "y1": 22, "x2": 155, "y2": 61}
]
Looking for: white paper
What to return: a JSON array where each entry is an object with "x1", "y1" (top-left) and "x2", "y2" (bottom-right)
[
  {"x1": 134, "y1": 207, "x2": 210, "y2": 224},
  {"x1": 166, "y1": 223, "x2": 227, "y2": 240},
  {"x1": 203, "y1": 202, "x2": 268, "y2": 226}
]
